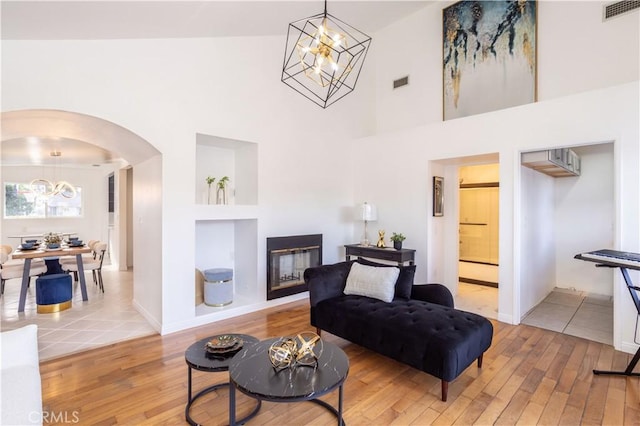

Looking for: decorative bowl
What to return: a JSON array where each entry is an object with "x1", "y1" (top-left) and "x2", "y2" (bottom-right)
[{"x1": 205, "y1": 335, "x2": 243, "y2": 355}]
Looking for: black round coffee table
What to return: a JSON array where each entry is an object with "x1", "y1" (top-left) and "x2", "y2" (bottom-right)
[
  {"x1": 228, "y1": 337, "x2": 349, "y2": 425},
  {"x1": 185, "y1": 333, "x2": 260, "y2": 426}
]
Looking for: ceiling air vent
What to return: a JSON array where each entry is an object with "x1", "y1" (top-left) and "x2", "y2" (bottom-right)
[
  {"x1": 393, "y1": 76, "x2": 409, "y2": 89},
  {"x1": 603, "y1": 0, "x2": 640, "y2": 21}
]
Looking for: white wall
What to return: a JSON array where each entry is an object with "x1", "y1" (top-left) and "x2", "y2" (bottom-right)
[
  {"x1": 554, "y1": 143, "x2": 615, "y2": 295},
  {"x1": 132, "y1": 154, "x2": 162, "y2": 330},
  {"x1": 357, "y1": 0, "x2": 639, "y2": 351},
  {"x1": 520, "y1": 165, "x2": 556, "y2": 315},
  {"x1": 0, "y1": 165, "x2": 114, "y2": 247},
  {"x1": 1, "y1": 2, "x2": 638, "y2": 352},
  {"x1": 356, "y1": 80, "x2": 639, "y2": 345},
  {"x1": 520, "y1": 143, "x2": 615, "y2": 314},
  {"x1": 374, "y1": 1, "x2": 640, "y2": 133},
  {"x1": 1, "y1": 35, "x2": 375, "y2": 332}
]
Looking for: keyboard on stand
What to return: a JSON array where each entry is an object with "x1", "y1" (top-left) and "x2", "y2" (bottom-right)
[
  {"x1": 576, "y1": 249, "x2": 640, "y2": 270},
  {"x1": 575, "y1": 248, "x2": 640, "y2": 377}
]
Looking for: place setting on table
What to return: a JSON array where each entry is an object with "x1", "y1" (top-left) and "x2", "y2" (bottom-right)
[{"x1": 16, "y1": 234, "x2": 86, "y2": 253}]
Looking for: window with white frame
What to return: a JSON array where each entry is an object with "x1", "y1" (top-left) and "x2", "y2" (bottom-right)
[{"x1": 4, "y1": 182, "x2": 83, "y2": 218}]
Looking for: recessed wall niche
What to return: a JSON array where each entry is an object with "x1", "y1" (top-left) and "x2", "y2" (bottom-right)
[
  {"x1": 194, "y1": 133, "x2": 259, "y2": 318},
  {"x1": 195, "y1": 133, "x2": 258, "y2": 205}
]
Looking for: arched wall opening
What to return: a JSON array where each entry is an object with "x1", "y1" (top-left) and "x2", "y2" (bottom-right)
[{"x1": 1, "y1": 109, "x2": 163, "y2": 329}]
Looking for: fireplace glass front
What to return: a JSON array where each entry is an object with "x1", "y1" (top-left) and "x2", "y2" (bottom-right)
[{"x1": 267, "y1": 234, "x2": 322, "y2": 300}]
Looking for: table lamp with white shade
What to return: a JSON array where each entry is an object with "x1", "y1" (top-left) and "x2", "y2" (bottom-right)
[{"x1": 356, "y1": 202, "x2": 377, "y2": 246}]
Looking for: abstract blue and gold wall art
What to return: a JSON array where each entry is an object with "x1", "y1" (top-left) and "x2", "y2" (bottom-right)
[{"x1": 443, "y1": 0, "x2": 537, "y2": 120}]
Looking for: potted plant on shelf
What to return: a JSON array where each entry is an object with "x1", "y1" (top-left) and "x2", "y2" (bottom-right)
[
  {"x1": 390, "y1": 232, "x2": 406, "y2": 250},
  {"x1": 206, "y1": 176, "x2": 215, "y2": 204},
  {"x1": 217, "y1": 176, "x2": 230, "y2": 205}
]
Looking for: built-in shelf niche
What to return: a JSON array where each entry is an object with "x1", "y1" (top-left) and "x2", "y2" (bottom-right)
[
  {"x1": 194, "y1": 133, "x2": 260, "y2": 318},
  {"x1": 195, "y1": 219, "x2": 260, "y2": 317},
  {"x1": 196, "y1": 133, "x2": 258, "y2": 205}
]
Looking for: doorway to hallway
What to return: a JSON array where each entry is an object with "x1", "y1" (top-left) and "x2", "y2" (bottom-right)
[{"x1": 458, "y1": 164, "x2": 499, "y2": 288}]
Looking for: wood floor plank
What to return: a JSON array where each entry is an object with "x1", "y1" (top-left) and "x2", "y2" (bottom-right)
[
  {"x1": 516, "y1": 401, "x2": 545, "y2": 426},
  {"x1": 582, "y1": 376, "x2": 610, "y2": 425},
  {"x1": 494, "y1": 388, "x2": 531, "y2": 425},
  {"x1": 389, "y1": 401, "x2": 433, "y2": 425},
  {"x1": 432, "y1": 395, "x2": 472, "y2": 425},
  {"x1": 452, "y1": 391, "x2": 493, "y2": 425},
  {"x1": 537, "y1": 390, "x2": 570, "y2": 425},
  {"x1": 36, "y1": 299, "x2": 636, "y2": 425},
  {"x1": 602, "y1": 387, "x2": 626, "y2": 426}
]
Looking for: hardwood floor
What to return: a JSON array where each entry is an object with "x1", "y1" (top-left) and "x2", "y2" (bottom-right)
[{"x1": 40, "y1": 299, "x2": 640, "y2": 425}]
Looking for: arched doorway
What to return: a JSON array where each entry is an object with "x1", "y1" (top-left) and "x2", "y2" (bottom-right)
[{"x1": 1, "y1": 109, "x2": 162, "y2": 359}]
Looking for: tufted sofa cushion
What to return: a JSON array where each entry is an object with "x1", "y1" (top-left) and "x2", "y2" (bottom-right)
[
  {"x1": 354, "y1": 257, "x2": 416, "y2": 300},
  {"x1": 311, "y1": 295, "x2": 493, "y2": 383},
  {"x1": 344, "y1": 262, "x2": 399, "y2": 302}
]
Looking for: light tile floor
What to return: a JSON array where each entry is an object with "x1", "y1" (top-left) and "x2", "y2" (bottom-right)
[
  {"x1": 522, "y1": 287, "x2": 613, "y2": 345},
  {"x1": 456, "y1": 282, "x2": 499, "y2": 320},
  {"x1": 456, "y1": 283, "x2": 613, "y2": 346},
  {"x1": 0, "y1": 265, "x2": 157, "y2": 361}
]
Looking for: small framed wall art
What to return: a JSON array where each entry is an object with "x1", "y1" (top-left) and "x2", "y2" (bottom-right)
[
  {"x1": 433, "y1": 176, "x2": 444, "y2": 217},
  {"x1": 442, "y1": 0, "x2": 537, "y2": 120}
]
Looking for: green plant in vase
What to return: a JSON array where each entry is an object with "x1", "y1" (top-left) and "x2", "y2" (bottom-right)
[
  {"x1": 390, "y1": 232, "x2": 406, "y2": 250},
  {"x1": 43, "y1": 232, "x2": 62, "y2": 248},
  {"x1": 206, "y1": 176, "x2": 215, "y2": 204},
  {"x1": 217, "y1": 176, "x2": 230, "y2": 205}
]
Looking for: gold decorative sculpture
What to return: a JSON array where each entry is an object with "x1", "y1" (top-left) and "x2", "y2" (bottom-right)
[
  {"x1": 268, "y1": 332, "x2": 323, "y2": 371},
  {"x1": 294, "y1": 332, "x2": 322, "y2": 366},
  {"x1": 376, "y1": 229, "x2": 386, "y2": 248},
  {"x1": 268, "y1": 337, "x2": 298, "y2": 371}
]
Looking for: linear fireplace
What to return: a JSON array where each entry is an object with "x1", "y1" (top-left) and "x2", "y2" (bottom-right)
[{"x1": 267, "y1": 234, "x2": 322, "y2": 300}]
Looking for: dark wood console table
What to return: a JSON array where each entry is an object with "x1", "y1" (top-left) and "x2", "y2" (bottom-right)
[{"x1": 345, "y1": 244, "x2": 416, "y2": 266}]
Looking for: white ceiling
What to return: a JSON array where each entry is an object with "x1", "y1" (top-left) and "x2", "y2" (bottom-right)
[
  {"x1": 1, "y1": 1, "x2": 431, "y2": 40},
  {"x1": 1, "y1": 137, "x2": 121, "y2": 167},
  {"x1": 1, "y1": 1, "x2": 430, "y2": 168}
]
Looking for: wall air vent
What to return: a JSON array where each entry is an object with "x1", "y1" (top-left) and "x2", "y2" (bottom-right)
[
  {"x1": 393, "y1": 76, "x2": 409, "y2": 89},
  {"x1": 603, "y1": 0, "x2": 639, "y2": 21}
]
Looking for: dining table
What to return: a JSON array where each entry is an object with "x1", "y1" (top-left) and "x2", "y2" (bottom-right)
[
  {"x1": 8, "y1": 232, "x2": 78, "y2": 244},
  {"x1": 11, "y1": 245, "x2": 92, "y2": 313}
]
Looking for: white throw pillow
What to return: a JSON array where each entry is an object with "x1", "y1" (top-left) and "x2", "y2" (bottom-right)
[{"x1": 344, "y1": 263, "x2": 400, "y2": 303}]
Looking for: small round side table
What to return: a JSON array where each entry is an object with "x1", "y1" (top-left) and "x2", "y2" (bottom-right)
[{"x1": 185, "y1": 333, "x2": 260, "y2": 426}]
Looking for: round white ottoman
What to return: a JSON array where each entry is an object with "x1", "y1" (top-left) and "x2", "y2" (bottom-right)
[{"x1": 203, "y1": 268, "x2": 233, "y2": 307}]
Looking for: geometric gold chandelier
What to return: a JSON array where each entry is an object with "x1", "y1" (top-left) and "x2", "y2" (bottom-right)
[
  {"x1": 281, "y1": 0, "x2": 372, "y2": 108},
  {"x1": 30, "y1": 150, "x2": 77, "y2": 199}
]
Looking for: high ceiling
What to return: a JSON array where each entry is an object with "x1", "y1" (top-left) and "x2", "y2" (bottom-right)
[
  {"x1": 1, "y1": 1, "x2": 431, "y2": 168},
  {"x1": 1, "y1": 1, "x2": 431, "y2": 40}
]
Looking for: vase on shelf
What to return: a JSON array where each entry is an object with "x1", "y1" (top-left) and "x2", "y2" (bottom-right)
[
  {"x1": 216, "y1": 187, "x2": 227, "y2": 205},
  {"x1": 207, "y1": 184, "x2": 213, "y2": 204},
  {"x1": 393, "y1": 241, "x2": 403, "y2": 250},
  {"x1": 216, "y1": 176, "x2": 230, "y2": 205}
]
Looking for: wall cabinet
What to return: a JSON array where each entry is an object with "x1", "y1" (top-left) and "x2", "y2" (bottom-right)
[{"x1": 521, "y1": 148, "x2": 581, "y2": 177}]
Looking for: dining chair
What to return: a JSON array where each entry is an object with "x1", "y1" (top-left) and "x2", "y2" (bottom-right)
[
  {"x1": 62, "y1": 242, "x2": 108, "y2": 292},
  {"x1": 0, "y1": 252, "x2": 47, "y2": 296},
  {"x1": 0, "y1": 245, "x2": 45, "y2": 269},
  {"x1": 60, "y1": 240, "x2": 99, "y2": 281}
]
